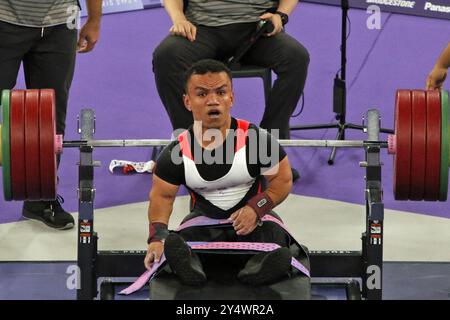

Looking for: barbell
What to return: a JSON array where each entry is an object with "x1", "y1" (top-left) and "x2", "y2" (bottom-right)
[{"x1": 0, "y1": 88, "x2": 449, "y2": 202}]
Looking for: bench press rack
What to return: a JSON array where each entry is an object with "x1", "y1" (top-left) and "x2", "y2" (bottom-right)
[{"x1": 73, "y1": 108, "x2": 385, "y2": 300}]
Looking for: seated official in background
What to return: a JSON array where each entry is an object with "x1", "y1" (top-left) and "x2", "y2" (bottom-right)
[{"x1": 153, "y1": 0, "x2": 309, "y2": 143}]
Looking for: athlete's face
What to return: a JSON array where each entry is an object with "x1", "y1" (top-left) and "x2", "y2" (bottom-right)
[{"x1": 184, "y1": 72, "x2": 234, "y2": 130}]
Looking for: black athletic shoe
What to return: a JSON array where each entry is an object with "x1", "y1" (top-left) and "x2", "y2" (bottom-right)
[
  {"x1": 22, "y1": 195, "x2": 74, "y2": 230},
  {"x1": 237, "y1": 247, "x2": 292, "y2": 285},
  {"x1": 164, "y1": 233, "x2": 207, "y2": 286},
  {"x1": 292, "y1": 168, "x2": 300, "y2": 182}
]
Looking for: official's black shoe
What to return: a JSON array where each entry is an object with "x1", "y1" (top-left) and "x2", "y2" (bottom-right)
[
  {"x1": 292, "y1": 168, "x2": 300, "y2": 182},
  {"x1": 22, "y1": 195, "x2": 74, "y2": 230},
  {"x1": 237, "y1": 247, "x2": 292, "y2": 285},
  {"x1": 164, "y1": 233, "x2": 207, "y2": 286}
]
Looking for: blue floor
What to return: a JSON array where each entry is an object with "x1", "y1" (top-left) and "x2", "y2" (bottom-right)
[{"x1": 1, "y1": 262, "x2": 449, "y2": 300}]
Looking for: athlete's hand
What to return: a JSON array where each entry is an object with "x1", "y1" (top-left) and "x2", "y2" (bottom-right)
[
  {"x1": 170, "y1": 20, "x2": 197, "y2": 42},
  {"x1": 144, "y1": 241, "x2": 164, "y2": 270},
  {"x1": 228, "y1": 206, "x2": 258, "y2": 236}
]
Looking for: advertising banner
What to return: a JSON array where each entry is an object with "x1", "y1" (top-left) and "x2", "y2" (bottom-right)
[
  {"x1": 79, "y1": 0, "x2": 145, "y2": 17},
  {"x1": 304, "y1": 0, "x2": 449, "y2": 20},
  {"x1": 79, "y1": 0, "x2": 449, "y2": 20}
]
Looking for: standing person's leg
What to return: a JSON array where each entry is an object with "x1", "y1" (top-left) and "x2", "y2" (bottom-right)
[
  {"x1": 21, "y1": 23, "x2": 77, "y2": 230},
  {"x1": 243, "y1": 32, "x2": 310, "y2": 140},
  {"x1": 0, "y1": 21, "x2": 35, "y2": 93},
  {"x1": 152, "y1": 27, "x2": 223, "y2": 131},
  {"x1": 23, "y1": 23, "x2": 77, "y2": 140}
]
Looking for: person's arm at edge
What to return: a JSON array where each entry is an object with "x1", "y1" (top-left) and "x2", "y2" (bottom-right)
[
  {"x1": 434, "y1": 42, "x2": 450, "y2": 69},
  {"x1": 426, "y1": 42, "x2": 450, "y2": 90}
]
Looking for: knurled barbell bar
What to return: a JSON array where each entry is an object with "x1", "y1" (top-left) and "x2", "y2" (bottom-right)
[{"x1": 0, "y1": 89, "x2": 449, "y2": 202}]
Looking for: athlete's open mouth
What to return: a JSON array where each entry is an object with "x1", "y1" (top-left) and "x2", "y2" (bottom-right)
[{"x1": 207, "y1": 109, "x2": 221, "y2": 118}]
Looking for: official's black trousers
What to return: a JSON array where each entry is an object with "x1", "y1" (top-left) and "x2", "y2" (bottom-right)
[{"x1": 153, "y1": 22, "x2": 309, "y2": 139}]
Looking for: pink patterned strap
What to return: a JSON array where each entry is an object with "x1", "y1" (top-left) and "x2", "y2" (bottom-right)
[
  {"x1": 176, "y1": 216, "x2": 231, "y2": 230},
  {"x1": 120, "y1": 214, "x2": 307, "y2": 295},
  {"x1": 189, "y1": 241, "x2": 280, "y2": 251},
  {"x1": 177, "y1": 214, "x2": 293, "y2": 236},
  {"x1": 189, "y1": 242, "x2": 310, "y2": 277},
  {"x1": 120, "y1": 240, "x2": 310, "y2": 296},
  {"x1": 119, "y1": 256, "x2": 166, "y2": 295}
]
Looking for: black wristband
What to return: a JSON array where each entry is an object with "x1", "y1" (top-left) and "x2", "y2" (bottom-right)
[
  {"x1": 275, "y1": 11, "x2": 289, "y2": 26},
  {"x1": 247, "y1": 192, "x2": 275, "y2": 218},
  {"x1": 147, "y1": 222, "x2": 169, "y2": 244}
]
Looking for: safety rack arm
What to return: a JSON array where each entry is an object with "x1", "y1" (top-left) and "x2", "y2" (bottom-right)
[
  {"x1": 76, "y1": 109, "x2": 99, "y2": 300},
  {"x1": 360, "y1": 109, "x2": 384, "y2": 300}
]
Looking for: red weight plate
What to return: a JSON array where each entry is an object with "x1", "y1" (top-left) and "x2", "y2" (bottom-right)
[
  {"x1": 39, "y1": 89, "x2": 57, "y2": 200},
  {"x1": 409, "y1": 90, "x2": 427, "y2": 200},
  {"x1": 424, "y1": 90, "x2": 441, "y2": 201},
  {"x1": 10, "y1": 90, "x2": 27, "y2": 200},
  {"x1": 24, "y1": 90, "x2": 41, "y2": 200},
  {"x1": 393, "y1": 90, "x2": 412, "y2": 200}
]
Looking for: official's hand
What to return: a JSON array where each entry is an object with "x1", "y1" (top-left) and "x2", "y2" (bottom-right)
[
  {"x1": 228, "y1": 206, "x2": 258, "y2": 236},
  {"x1": 170, "y1": 20, "x2": 197, "y2": 42},
  {"x1": 77, "y1": 19, "x2": 100, "y2": 53},
  {"x1": 144, "y1": 241, "x2": 164, "y2": 270},
  {"x1": 426, "y1": 66, "x2": 447, "y2": 90},
  {"x1": 259, "y1": 13, "x2": 283, "y2": 37}
]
